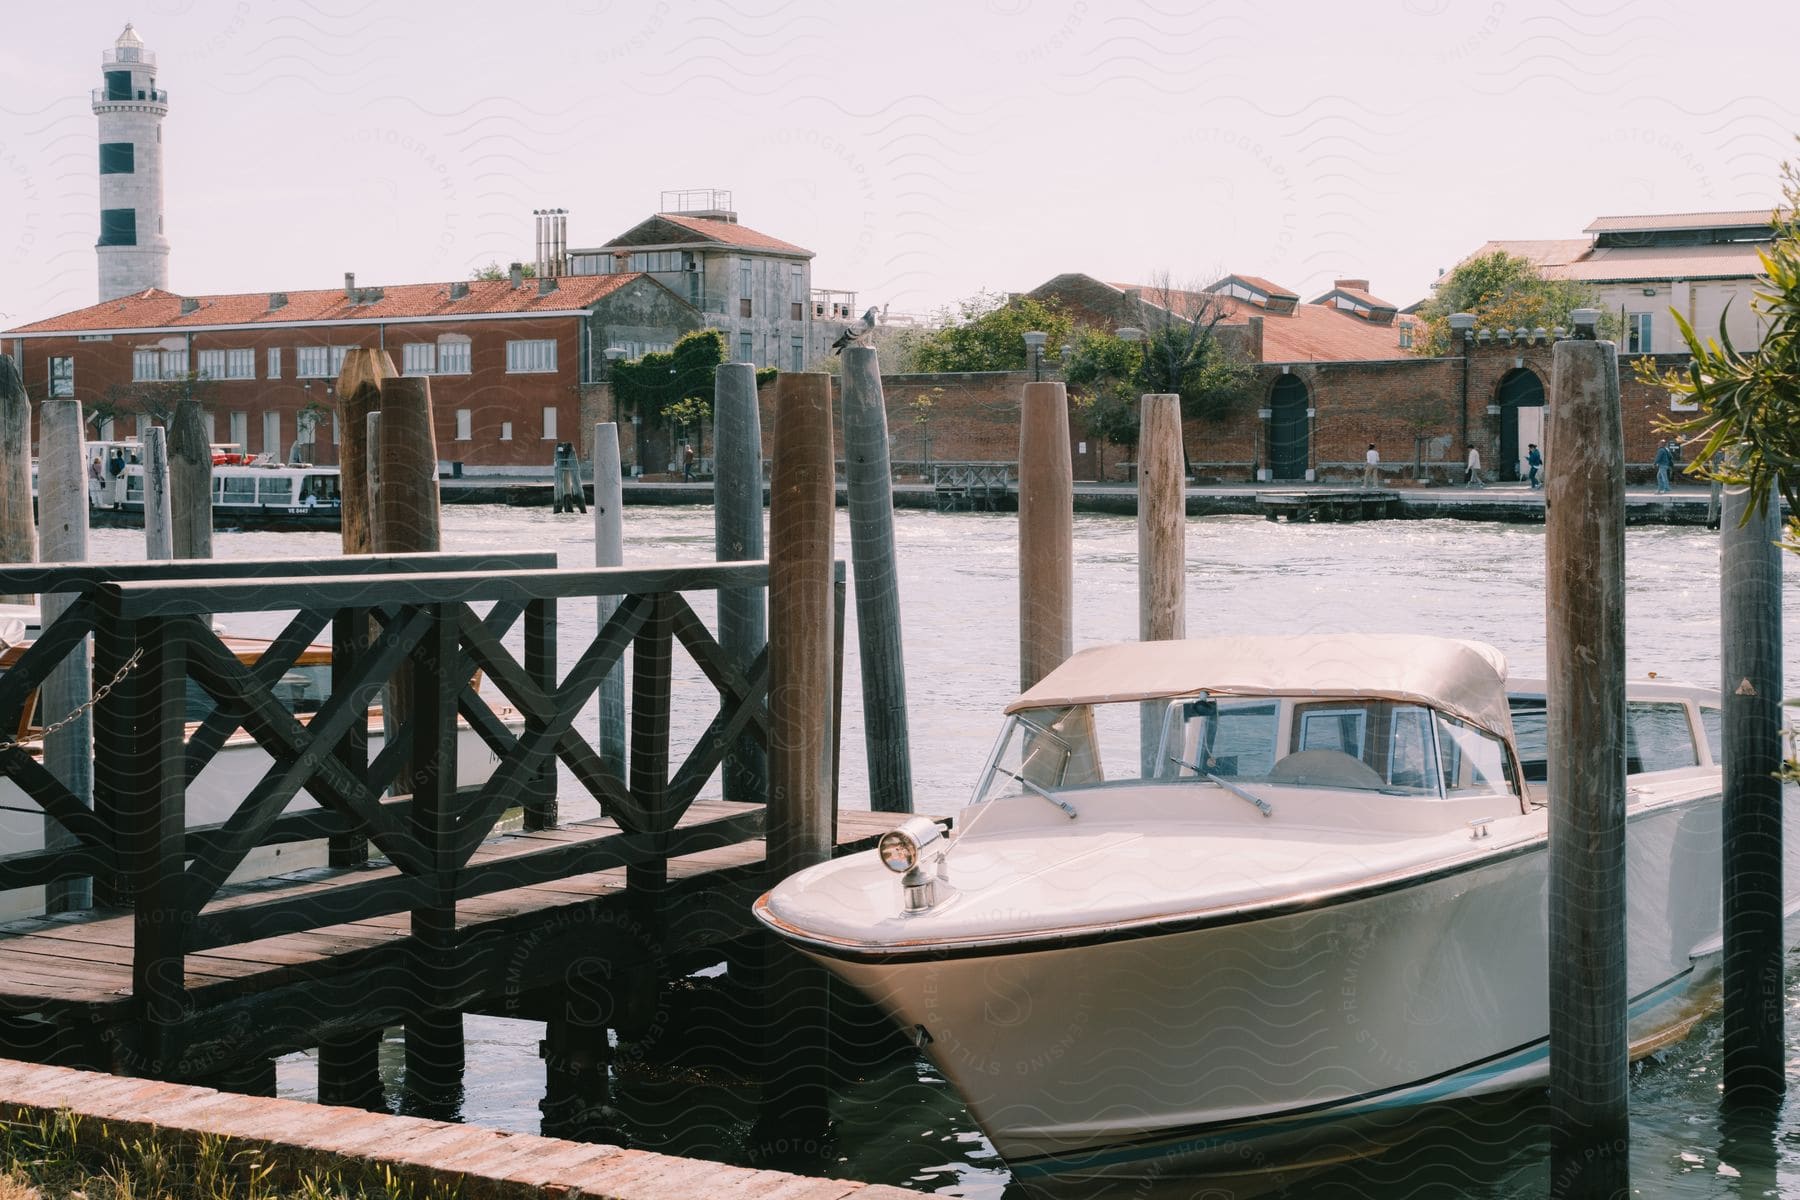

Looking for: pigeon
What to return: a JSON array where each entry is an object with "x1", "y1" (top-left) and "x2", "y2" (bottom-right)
[{"x1": 831, "y1": 306, "x2": 880, "y2": 354}]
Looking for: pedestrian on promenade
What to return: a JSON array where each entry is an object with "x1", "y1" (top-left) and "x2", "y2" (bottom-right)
[
  {"x1": 1363, "y1": 443, "x2": 1379, "y2": 489},
  {"x1": 1654, "y1": 438, "x2": 1676, "y2": 493},
  {"x1": 1465, "y1": 444, "x2": 1484, "y2": 488},
  {"x1": 1526, "y1": 443, "x2": 1543, "y2": 489},
  {"x1": 681, "y1": 440, "x2": 697, "y2": 481}
]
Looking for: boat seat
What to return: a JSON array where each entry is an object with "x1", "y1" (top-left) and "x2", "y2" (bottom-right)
[{"x1": 1267, "y1": 749, "x2": 1385, "y2": 789}]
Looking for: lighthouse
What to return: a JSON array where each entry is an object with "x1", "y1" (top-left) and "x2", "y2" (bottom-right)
[{"x1": 92, "y1": 23, "x2": 171, "y2": 301}]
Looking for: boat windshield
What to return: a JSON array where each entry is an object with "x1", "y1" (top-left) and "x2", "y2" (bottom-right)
[{"x1": 973, "y1": 694, "x2": 1516, "y2": 804}]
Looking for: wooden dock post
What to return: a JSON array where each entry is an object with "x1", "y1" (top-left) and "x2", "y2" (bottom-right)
[
  {"x1": 842, "y1": 346, "x2": 913, "y2": 814},
  {"x1": 552, "y1": 441, "x2": 586, "y2": 514},
  {"x1": 1019, "y1": 381, "x2": 1074, "y2": 691},
  {"x1": 0, "y1": 356, "x2": 33, "y2": 603},
  {"x1": 168, "y1": 399, "x2": 212, "y2": 560},
  {"x1": 713, "y1": 364, "x2": 767, "y2": 805},
  {"x1": 318, "y1": 1030, "x2": 385, "y2": 1111},
  {"x1": 592, "y1": 422, "x2": 626, "y2": 777},
  {"x1": 755, "y1": 372, "x2": 836, "y2": 1158},
  {"x1": 1138, "y1": 393, "x2": 1186, "y2": 772},
  {"x1": 338, "y1": 349, "x2": 394, "y2": 555},
  {"x1": 1719, "y1": 480, "x2": 1785, "y2": 1109},
  {"x1": 375, "y1": 377, "x2": 441, "y2": 554},
  {"x1": 540, "y1": 988, "x2": 621, "y2": 1143},
  {"x1": 1543, "y1": 322, "x2": 1629, "y2": 1200},
  {"x1": 38, "y1": 397, "x2": 93, "y2": 914},
  {"x1": 141, "y1": 426, "x2": 173, "y2": 560}
]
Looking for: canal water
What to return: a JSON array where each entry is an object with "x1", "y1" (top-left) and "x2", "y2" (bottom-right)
[{"x1": 90, "y1": 505, "x2": 1800, "y2": 1197}]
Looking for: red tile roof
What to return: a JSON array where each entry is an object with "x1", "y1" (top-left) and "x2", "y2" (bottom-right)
[
  {"x1": 6, "y1": 274, "x2": 647, "y2": 335},
  {"x1": 1225, "y1": 274, "x2": 1299, "y2": 301},
  {"x1": 1104, "y1": 277, "x2": 1413, "y2": 361},
  {"x1": 1316, "y1": 286, "x2": 1396, "y2": 311},
  {"x1": 1584, "y1": 210, "x2": 1776, "y2": 234},
  {"x1": 590, "y1": 213, "x2": 813, "y2": 258}
]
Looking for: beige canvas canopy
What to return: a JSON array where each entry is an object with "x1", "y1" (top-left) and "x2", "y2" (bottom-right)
[{"x1": 1007, "y1": 634, "x2": 1515, "y2": 743}]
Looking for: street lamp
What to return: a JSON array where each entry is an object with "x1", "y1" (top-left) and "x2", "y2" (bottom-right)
[
  {"x1": 1059, "y1": 343, "x2": 1072, "y2": 373},
  {"x1": 1022, "y1": 330, "x2": 1048, "y2": 381}
]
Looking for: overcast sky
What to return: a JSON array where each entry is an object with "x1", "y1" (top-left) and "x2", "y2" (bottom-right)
[{"x1": 2, "y1": 1, "x2": 1794, "y2": 328}]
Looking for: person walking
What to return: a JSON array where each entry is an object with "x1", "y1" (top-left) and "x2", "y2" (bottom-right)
[
  {"x1": 681, "y1": 440, "x2": 697, "y2": 482},
  {"x1": 1526, "y1": 443, "x2": 1543, "y2": 490},
  {"x1": 1654, "y1": 438, "x2": 1675, "y2": 493},
  {"x1": 1465, "y1": 443, "x2": 1484, "y2": 488},
  {"x1": 1363, "y1": 443, "x2": 1379, "y2": 489}
]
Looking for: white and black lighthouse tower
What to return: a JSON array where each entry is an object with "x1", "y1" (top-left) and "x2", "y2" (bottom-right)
[{"x1": 92, "y1": 23, "x2": 171, "y2": 301}]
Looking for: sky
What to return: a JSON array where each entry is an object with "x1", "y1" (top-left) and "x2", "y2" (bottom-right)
[{"x1": 1, "y1": 0, "x2": 1795, "y2": 329}]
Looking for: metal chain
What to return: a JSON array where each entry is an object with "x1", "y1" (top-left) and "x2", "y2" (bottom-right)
[{"x1": 0, "y1": 648, "x2": 143, "y2": 753}]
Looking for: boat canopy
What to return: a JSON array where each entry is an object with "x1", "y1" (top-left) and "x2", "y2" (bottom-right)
[{"x1": 1006, "y1": 635, "x2": 1515, "y2": 743}]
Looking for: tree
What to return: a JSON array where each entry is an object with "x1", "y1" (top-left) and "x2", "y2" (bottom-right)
[
  {"x1": 1647, "y1": 157, "x2": 1800, "y2": 525},
  {"x1": 1412, "y1": 251, "x2": 1611, "y2": 356},
  {"x1": 1130, "y1": 275, "x2": 1253, "y2": 423},
  {"x1": 910, "y1": 291, "x2": 1074, "y2": 373},
  {"x1": 612, "y1": 329, "x2": 728, "y2": 472},
  {"x1": 471, "y1": 261, "x2": 536, "y2": 281},
  {"x1": 1065, "y1": 327, "x2": 1143, "y2": 475}
]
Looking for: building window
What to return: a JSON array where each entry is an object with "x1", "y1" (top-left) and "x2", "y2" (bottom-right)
[
  {"x1": 500, "y1": 421, "x2": 513, "y2": 441},
  {"x1": 99, "y1": 142, "x2": 135, "y2": 174},
  {"x1": 1398, "y1": 324, "x2": 1413, "y2": 350},
  {"x1": 437, "y1": 335, "x2": 471, "y2": 375},
  {"x1": 1627, "y1": 312, "x2": 1653, "y2": 354},
  {"x1": 738, "y1": 332, "x2": 754, "y2": 366},
  {"x1": 791, "y1": 265, "x2": 804, "y2": 299},
  {"x1": 402, "y1": 343, "x2": 437, "y2": 376},
  {"x1": 507, "y1": 339, "x2": 558, "y2": 374},
  {"x1": 295, "y1": 346, "x2": 332, "y2": 378},
  {"x1": 330, "y1": 346, "x2": 350, "y2": 376},
  {"x1": 267, "y1": 347, "x2": 282, "y2": 379},
  {"x1": 196, "y1": 349, "x2": 226, "y2": 380},
  {"x1": 98, "y1": 208, "x2": 137, "y2": 247},
  {"x1": 48, "y1": 357, "x2": 74, "y2": 397},
  {"x1": 739, "y1": 260, "x2": 752, "y2": 300},
  {"x1": 542, "y1": 407, "x2": 558, "y2": 440},
  {"x1": 791, "y1": 302, "x2": 804, "y2": 321},
  {"x1": 104, "y1": 70, "x2": 132, "y2": 101},
  {"x1": 624, "y1": 250, "x2": 686, "y2": 273},
  {"x1": 228, "y1": 411, "x2": 248, "y2": 450},
  {"x1": 455, "y1": 409, "x2": 472, "y2": 440},
  {"x1": 790, "y1": 338, "x2": 804, "y2": 371},
  {"x1": 203, "y1": 411, "x2": 217, "y2": 442},
  {"x1": 263, "y1": 412, "x2": 282, "y2": 458},
  {"x1": 740, "y1": 297, "x2": 753, "y2": 318},
  {"x1": 132, "y1": 347, "x2": 186, "y2": 380},
  {"x1": 226, "y1": 348, "x2": 255, "y2": 379}
]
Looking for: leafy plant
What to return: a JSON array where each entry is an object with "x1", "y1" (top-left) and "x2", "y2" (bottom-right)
[
  {"x1": 1412, "y1": 251, "x2": 1613, "y2": 356},
  {"x1": 910, "y1": 291, "x2": 1073, "y2": 373}
]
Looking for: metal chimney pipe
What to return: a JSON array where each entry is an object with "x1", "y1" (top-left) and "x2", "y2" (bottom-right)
[
  {"x1": 344, "y1": 272, "x2": 355, "y2": 299},
  {"x1": 532, "y1": 210, "x2": 544, "y2": 280}
]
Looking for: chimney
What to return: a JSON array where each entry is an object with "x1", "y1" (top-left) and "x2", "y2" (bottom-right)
[
  {"x1": 509, "y1": 262, "x2": 523, "y2": 288},
  {"x1": 1334, "y1": 278, "x2": 1371, "y2": 292},
  {"x1": 554, "y1": 209, "x2": 567, "y2": 278},
  {"x1": 179, "y1": 297, "x2": 199, "y2": 314},
  {"x1": 537, "y1": 276, "x2": 558, "y2": 296},
  {"x1": 449, "y1": 281, "x2": 469, "y2": 300},
  {"x1": 533, "y1": 209, "x2": 546, "y2": 279},
  {"x1": 344, "y1": 272, "x2": 356, "y2": 299},
  {"x1": 268, "y1": 292, "x2": 288, "y2": 311}
]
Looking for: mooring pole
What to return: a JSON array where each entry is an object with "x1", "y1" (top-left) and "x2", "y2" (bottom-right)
[
  {"x1": 364, "y1": 411, "x2": 383, "y2": 550},
  {"x1": 712, "y1": 363, "x2": 767, "y2": 805},
  {"x1": 755, "y1": 371, "x2": 835, "y2": 1157},
  {"x1": 0, "y1": 356, "x2": 34, "y2": 603},
  {"x1": 141, "y1": 426, "x2": 173, "y2": 561},
  {"x1": 841, "y1": 346, "x2": 914, "y2": 814},
  {"x1": 38, "y1": 397, "x2": 93, "y2": 913},
  {"x1": 338, "y1": 349, "x2": 393, "y2": 555},
  {"x1": 1138, "y1": 393, "x2": 1186, "y2": 773},
  {"x1": 318, "y1": 1031, "x2": 384, "y2": 1111},
  {"x1": 552, "y1": 441, "x2": 586, "y2": 514},
  {"x1": 1719, "y1": 480, "x2": 1785, "y2": 1109},
  {"x1": 168, "y1": 399, "x2": 212, "y2": 560},
  {"x1": 1019, "y1": 380, "x2": 1074, "y2": 691},
  {"x1": 592, "y1": 422, "x2": 627, "y2": 777},
  {"x1": 1544, "y1": 316, "x2": 1629, "y2": 1200},
  {"x1": 375, "y1": 377, "x2": 440, "y2": 554}
]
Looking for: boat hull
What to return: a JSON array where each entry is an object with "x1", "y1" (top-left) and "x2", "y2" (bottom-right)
[{"x1": 795, "y1": 791, "x2": 1729, "y2": 1179}]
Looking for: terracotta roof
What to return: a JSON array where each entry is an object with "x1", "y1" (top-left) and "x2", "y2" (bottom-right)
[
  {"x1": 1312, "y1": 285, "x2": 1397, "y2": 311},
  {"x1": 1465, "y1": 239, "x2": 1591, "y2": 269},
  {"x1": 1105, "y1": 277, "x2": 1412, "y2": 361},
  {"x1": 1545, "y1": 241, "x2": 1770, "y2": 283},
  {"x1": 590, "y1": 213, "x2": 813, "y2": 257},
  {"x1": 1105, "y1": 281, "x2": 1230, "y2": 322},
  {"x1": 1219, "y1": 274, "x2": 1298, "y2": 301},
  {"x1": 7, "y1": 274, "x2": 648, "y2": 335},
  {"x1": 1584, "y1": 210, "x2": 1776, "y2": 234}
]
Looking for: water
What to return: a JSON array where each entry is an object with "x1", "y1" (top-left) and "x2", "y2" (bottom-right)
[{"x1": 86, "y1": 505, "x2": 1800, "y2": 1197}]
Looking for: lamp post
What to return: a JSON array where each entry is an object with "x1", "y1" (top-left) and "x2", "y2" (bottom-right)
[
  {"x1": 603, "y1": 346, "x2": 629, "y2": 471},
  {"x1": 1023, "y1": 330, "x2": 1048, "y2": 382},
  {"x1": 1059, "y1": 344, "x2": 1072, "y2": 374}
]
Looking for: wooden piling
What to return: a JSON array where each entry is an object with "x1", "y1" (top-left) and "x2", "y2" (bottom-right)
[
  {"x1": 338, "y1": 349, "x2": 394, "y2": 555},
  {"x1": 37, "y1": 398, "x2": 93, "y2": 914},
  {"x1": 167, "y1": 399, "x2": 212, "y2": 560},
  {"x1": 713, "y1": 364, "x2": 767, "y2": 806},
  {"x1": 552, "y1": 442, "x2": 586, "y2": 514},
  {"x1": 841, "y1": 347, "x2": 913, "y2": 814},
  {"x1": 1137, "y1": 393, "x2": 1186, "y2": 773},
  {"x1": 365, "y1": 412, "x2": 383, "y2": 550},
  {"x1": 375, "y1": 377, "x2": 440, "y2": 554},
  {"x1": 141, "y1": 426, "x2": 173, "y2": 561},
  {"x1": 755, "y1": 372, "x2": 836, "y2": 1157},
  {"x1": 540, "y1": 987, "x2": 620, "y2": 1143},
  {"x1": 1019, "y1": 381, "x2": 1074, "y2": 691},
  {"x1": 0, "y1": 355, "x2": 34, "y2": 602},
  {"x1": 593, "y1": 423, "x2": 626, "y2": 776},
  {"x1": 1719, "y1": 481, "x2": 1785, "y2": 1109},
  {"x1": 317, "y1": 1030, "x2": 384, "y2": 1111},
  {"x1": 1543, "y1": 334, "x2": 1629, "y2": 1200}
]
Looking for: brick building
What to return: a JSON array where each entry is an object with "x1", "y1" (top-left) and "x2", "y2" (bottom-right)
[{"x1": 4, "y1": 270, "x2": 700, "y2": 472}]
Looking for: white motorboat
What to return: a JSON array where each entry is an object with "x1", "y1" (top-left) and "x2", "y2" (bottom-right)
[
  {"x1": 85, "y1": 440, "x2": 342, "y2": 531},
  {"x1": 755, "y1": 634, "x2": 1784, "y2": 1183},
  {"x1": 1, "y1": 604, "x2": 520, "y2": 921}
]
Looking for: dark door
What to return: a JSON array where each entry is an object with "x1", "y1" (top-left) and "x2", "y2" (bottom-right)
[
  {"x1": 1270, "y1": 376, "x2": 1309, "y2": 481},
  {"x1": 1496, "y1": 369, "x2": 1546, "y2": 482}
]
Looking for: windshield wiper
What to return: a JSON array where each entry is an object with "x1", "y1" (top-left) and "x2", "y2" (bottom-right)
[
  {"x1": 1169, "y1": 756, "x2": 1274, "y2": 818},
  {"x1": 996, "y1": 767, "x2": 1078, "y2": 819}
]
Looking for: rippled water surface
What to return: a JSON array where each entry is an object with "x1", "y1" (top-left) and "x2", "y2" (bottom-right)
[{"x1": 90, "y1": 505, "x2": 1800, "y2": 1198}]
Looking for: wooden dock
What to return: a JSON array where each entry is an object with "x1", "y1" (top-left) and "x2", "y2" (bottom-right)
[{"x1": 1256, "y1": 488, "x2": 1398, "y2": 522}]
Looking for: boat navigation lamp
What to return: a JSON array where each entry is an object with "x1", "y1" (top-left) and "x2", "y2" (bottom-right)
[{"x1": 878, "y1": 816, "x2": 943, "y2": 874}]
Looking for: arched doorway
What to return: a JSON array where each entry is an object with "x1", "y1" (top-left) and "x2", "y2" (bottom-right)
[
  {"x1": 1496, "y1": 369, "x2": 1546, "y2": 482},
  {"x1": 1269, "y1": 376, "x2": 1310, "y2": 481}
]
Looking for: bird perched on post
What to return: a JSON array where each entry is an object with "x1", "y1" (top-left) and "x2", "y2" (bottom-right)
[{"x1": 831, "y1": 306, "x2": 880, "y2": 354}]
